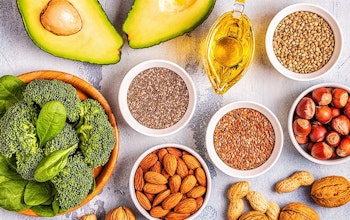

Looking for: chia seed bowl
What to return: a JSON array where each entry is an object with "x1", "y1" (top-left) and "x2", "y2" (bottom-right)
[
  {"x1": 206, "y1": 101, "x2": 283, "y2": 178},
  {"x1": 265, "y1": 3, "x2": 342, "y2": 81},
  {"x1": 118, "y1": 59, "x2": 196, "y2": 137}
]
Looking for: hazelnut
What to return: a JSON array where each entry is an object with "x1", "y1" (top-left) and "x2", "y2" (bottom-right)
[
  {"x1": 308, "y1": 124, "x2": 327, "y2": 143},
  {"x1": 331, "y1": 88, "x2": 349, "y2": 108},
  {"x1": 40, "y1": 0, "x2": 82, "y2": 36},
  {"x1": 312, "y1": 87, "x2": 332, "y2": 105},
  {"x1": 336, "y1": 136, "x2": 350, "y2": 157},
  {"x1": 292, "y1": 118, "x2": 311, "y2": 137},
  {"x1": 325, "y1": 131, "x2": 341, "y2": 147},
  {"x1": 295, "y1": 97, "x2": 316, "y2": 120},
  {"x1": 315, "y1": 105, "x2": 332, "y2": 124},
  {"x1": 311, "y1": 142, "x2": 333, "y2": 160},
  {"x1": 331, "y1": 115, "x2": 350, "y2": 136}
]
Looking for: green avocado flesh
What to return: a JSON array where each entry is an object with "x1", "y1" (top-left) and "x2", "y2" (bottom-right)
[
  {"x1": 123, "y1": 0, "x2": 215, "y2": 48},
  {"x1": 17, "y1": 0, "x2": 123, "y2": 64}
]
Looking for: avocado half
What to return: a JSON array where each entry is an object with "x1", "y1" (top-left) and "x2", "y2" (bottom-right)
[
  {"x1": 123, "y1": 0, "x2": 216, "y2": 48},
  {"x1": 17, "y1": 0, "x2": 123, "y2": 64}
]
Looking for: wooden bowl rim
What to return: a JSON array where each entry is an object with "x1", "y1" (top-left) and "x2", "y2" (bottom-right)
[{"x1": 16, "y1": 70, "x2": 120, "y2": 216}]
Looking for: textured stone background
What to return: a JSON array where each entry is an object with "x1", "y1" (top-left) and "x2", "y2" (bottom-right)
[{"x1": 1, "y1": 0, "x2": 350, "y2": 219}]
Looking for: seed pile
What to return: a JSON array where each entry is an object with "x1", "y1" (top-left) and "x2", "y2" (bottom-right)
[
  {"x1": 127, "y1": 67, "x2": 189, "y2": 129},
  {"x1": 273, "y1": 11, "x2": 335, "y2": 74},
  {"x1": 213, "y1": 108, "x2": 275, "y2": 170}
]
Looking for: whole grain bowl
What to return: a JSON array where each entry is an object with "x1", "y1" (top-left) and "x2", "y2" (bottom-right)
[
  {"x1": 288, "y1": 83, "x2": 350, "y2": 165},
  {"x1": 0, "y1": 70, "x2": 119, "y2": 216},
  {"x1": 265, "y1": 3, "x2": 342, "y2": 81},
  {"x1": 206, "y1": 101, "x2": 283, "y2": 178},
  {"x1": 118, "y1": 59, "x2": 196, "y2": 137},
  {"x1": 129, "y1": 143, "x2": 211, "y2": 220}
]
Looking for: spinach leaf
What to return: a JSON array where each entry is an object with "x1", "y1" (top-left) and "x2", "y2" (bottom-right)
[
  {"x1": 36, "y1": 100, "x2": 66, "y2": 147},
  {"x1": 0, "y1": 75, "x2": 26, "y2": 117},
  {"x1": 24, "y1": 181, "x2": 53, "y2": 206},
  {"x1": 0, "y1": 154, "x2": 22, "y2": 181},
  {"x1": 34, "y1": 144, "x2": 77, "y2": 182},
  {"x1": 31, "y1": 205, "x2": 56, "y2": 217},
  {"x1": 0, "y1": 180, "x2": 30, "y2": 212}
]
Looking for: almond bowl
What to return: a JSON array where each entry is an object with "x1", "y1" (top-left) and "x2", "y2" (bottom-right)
[
  {"x1": 266, "y1": 3, "x2": 342, "y2": 81},
  {"x1": 206, "y1": 101, "x2": 283, "y2": 178},
  {"x1": 16, "y1": 70, "x2": 119, "y2": 216},
  {"x1": 288, "y1": 83, "x2": 350, "y2": 165},
  {"x1": 129, "y1": 144, "x2": 211, "y2": 220}
]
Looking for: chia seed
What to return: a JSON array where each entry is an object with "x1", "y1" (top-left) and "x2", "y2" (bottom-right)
[{"x1": 127, "y1": 67, "x2": 189, "y2": 129}]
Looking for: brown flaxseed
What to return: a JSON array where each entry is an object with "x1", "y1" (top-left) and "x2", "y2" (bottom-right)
[
  {"x1": 273, "y1": 11, "x2": 335, "y2": 74},
  {"x1": 213, "y1": 108, "x2": 275, "y2": 170},
  {"x1": 127, "y1": 67, "x2": 189, "y2": 129}
]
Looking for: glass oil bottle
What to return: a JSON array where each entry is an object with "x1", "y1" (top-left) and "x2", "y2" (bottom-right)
[{"x1": 202, "y1": 0, "x2": 255, "y2": 95}]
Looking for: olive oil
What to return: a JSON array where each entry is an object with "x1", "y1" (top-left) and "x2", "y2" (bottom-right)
[{"x1": 203, "y1": 1, "x2": 254, "y2": 95}]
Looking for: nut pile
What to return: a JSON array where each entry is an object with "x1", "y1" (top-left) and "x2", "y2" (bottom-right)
[
  {"x1": 273, "y1": 11, "x2": 335, "y2": 74},
  {"x1": 134, "y1": 147, "x2": 207, "y2": 219},
  {"x1": 292, "y1": 87, "x2": 350, "y2": 160}
]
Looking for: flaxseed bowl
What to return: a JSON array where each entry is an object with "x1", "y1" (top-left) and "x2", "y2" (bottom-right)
[
  {"x1": 118, "y1": 59, "x2": 196, "y2": 137},
  {"x1": 206, "y1": 101, "x2": 283, "y2": 178},
  {"x1": 265, "y1": 3, "x2": 342, "y2": 81}
]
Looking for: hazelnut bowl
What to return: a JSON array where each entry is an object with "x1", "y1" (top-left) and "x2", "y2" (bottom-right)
[
  {"x1": 129, "y1": 143, "x2": 211, "y2": 220},
  {"x1": 118, "y1": 59, "x2": 196, "y2": 137},
  {"x1": 206, "y1": 101, "x2": 283, "y2": 178},
  {"x1": 265, "y1": 3, "x2": 342, "y2": 81},
  {"x1": 288, "y1": 83, "x2": 350, "y2": 165}
]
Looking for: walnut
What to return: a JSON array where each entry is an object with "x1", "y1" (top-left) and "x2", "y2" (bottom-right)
[
  {"x1": 311, "y1": 176, "x2": 350, "y2": 208},
  {"x1": 279, "y1": 202, "x2": 319, "y2": 220}
]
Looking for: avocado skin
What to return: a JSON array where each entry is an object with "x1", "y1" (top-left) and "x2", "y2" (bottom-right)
[
  {"x1": 123, "y1": 0, "x2": 216, "y2": 49},
  {"x1": 17, "y1": 0, "x2": 123, "y2": 64}
]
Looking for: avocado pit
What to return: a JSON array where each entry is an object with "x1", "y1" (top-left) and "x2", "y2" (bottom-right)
[{"x1": 40, "y1": 0, "x2": 82, "y2": 36}]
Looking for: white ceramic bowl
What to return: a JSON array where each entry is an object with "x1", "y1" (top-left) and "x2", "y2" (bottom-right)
[
  {"x1": 265, "y1": 3, "x2": 342, "y2": 81},
  {"x1": 206, "y1": 101, "x2": 283, "y2": 178},
  {"x1": 129, "y1": 143, "x2": 211, "y2": 220},
  {"x1": 288, "y1": 83, "x2": 350, "y2": 165},
  {"x1": 118, "y1": 59, "x2": 196, "y2": 137}
]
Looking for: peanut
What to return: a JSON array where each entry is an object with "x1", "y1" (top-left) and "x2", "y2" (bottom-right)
[
  {"x1": 275, "y1": 170, "x2": 314, "y2": 193},
  {"x1": 246, "y1": 191, "x2": 269, "y2": 213},
  {"x1": 227, "y1": 199, "x2": 244, "y2": 220},
  {"x1": 227, "y1": 181, "x2": 250, "y2": 201},
  {"x1": 265, "y1": 201, "x2": 280, "y2": 220}
]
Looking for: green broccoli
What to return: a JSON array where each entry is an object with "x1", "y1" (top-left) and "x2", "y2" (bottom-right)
[
  {"x1": 75, "y1": 99, "x2": 115, "y2": 168},
  {"x1": 0, "y1": 100, "x2": 44, "y2": 180},
  {"x1": 50, "y1": 152, "x2": 93, "y2": 211},
  {"x1": 22, "y1": 79, "x2": 81, "y2": 122},
  {"x1": 43, "y1": 123, "x2": 79, "y2": 156}
]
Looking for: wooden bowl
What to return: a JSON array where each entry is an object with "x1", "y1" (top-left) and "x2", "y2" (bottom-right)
[{"x1": 17, "y1": 70, "x2": 120, "y2": 216}]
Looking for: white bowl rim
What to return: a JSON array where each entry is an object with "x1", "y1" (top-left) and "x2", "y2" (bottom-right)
[
  {"x1": 206, "y1": 101, "x2": 284, "y2": 178},
  {"x1": 129, "y1": 143, "x2": 212, "y2": 220},
  {"x1": 118, "y1": 59, "x2": 196, "y2": 137},
  {"x1": 265, "y1": 3, "x2": 343, "y2": 81},
  {"x1": 288, "y1": 83, "x2": 350, "y2": 165}
]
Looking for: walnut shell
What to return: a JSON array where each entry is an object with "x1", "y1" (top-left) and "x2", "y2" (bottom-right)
[
  {"x1": 311, "y1": 175, "x2": 350, "y2": 208},
  {"x1": 279, "y1": 202, "x2": 319, "y2": 220}
]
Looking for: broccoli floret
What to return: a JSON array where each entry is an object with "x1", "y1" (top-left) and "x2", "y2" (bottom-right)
[
  {"x1": 43, "y1": 123, "x2": 79, "y2": 156},
  {"x1": 50, "y1": 152, "x2": 93, "y2": 211},
  {"x1": 22, "y1": 79, "x2": 81, "y2": 122},
  {"x1": 0, "y1": 101, "x2": 44, "y2": 180},
  {"x1": 0, "y1": 100, "x2": 39, "y2": 157},
  {"x1": 75, "y1": 99, "x2": 115, "y2": 168}
]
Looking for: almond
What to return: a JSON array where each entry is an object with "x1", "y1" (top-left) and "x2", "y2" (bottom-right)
[
  {"x1": 162, "y1": 192, "x2": 183, "y2": 210},
  {"x1": 136, "y1": 191, "x2": 151, "y2": 211},
  {"x1": 163, "y1": 153, "x2": 178, "y2": 176},
  {"x1": 169, "y1": 174, "x2": 182, "y2": 193},
  {"x1": 153, "y1": 189, "x2": 171, "y2": 207},
  {"x1": 180, "y1": 174, "x2": 197, "y2": 194},
  {"x1": 144, "y1": 192, "x2": 155, "y2": 203},
  {"x1": 167, "y1": 147, "x2": 183, "y2": 157},
  {"x1": 182, "y1": 154, "x2": 201, "y2": 170},
  {"x1": 150, "y1": 161, "x2": 162, "y2": 173},
  {"x1": 144, "y1": 171, "x2": 168, "y2": 185},
  {"x1": 143, "y1": 183, "x2": 167, "y2": 194},
  {"x1": 194, "y1": 196, "x2": 204, "y2": 213},
  {"x1": 150, "y1": 206, "x2": 170, "y2": 218},
  {"x1": 174, "y1": 198, "x2": 197, "y2": 214},
  {"x1": 165, "y1": 212, "x2": 190, "y2": 220},
  {"x1": 176, "y1": 158, "x2": 189, "y2": 178},
  {"x1": 157, "y1": 148, "x2": 168, "y2": 163},
  {"x1": 134, "y1": 167, "x2": 144, "y2": 191},
  {"x1": 195, "y1": 167, "x2": 207, "y2": 186},
  {"x1": 139, "y1": 153, "x2": 158, "y2": 172},
  {"x1": 187, "y1": 185, "x2": 206, "y2": 198}
]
